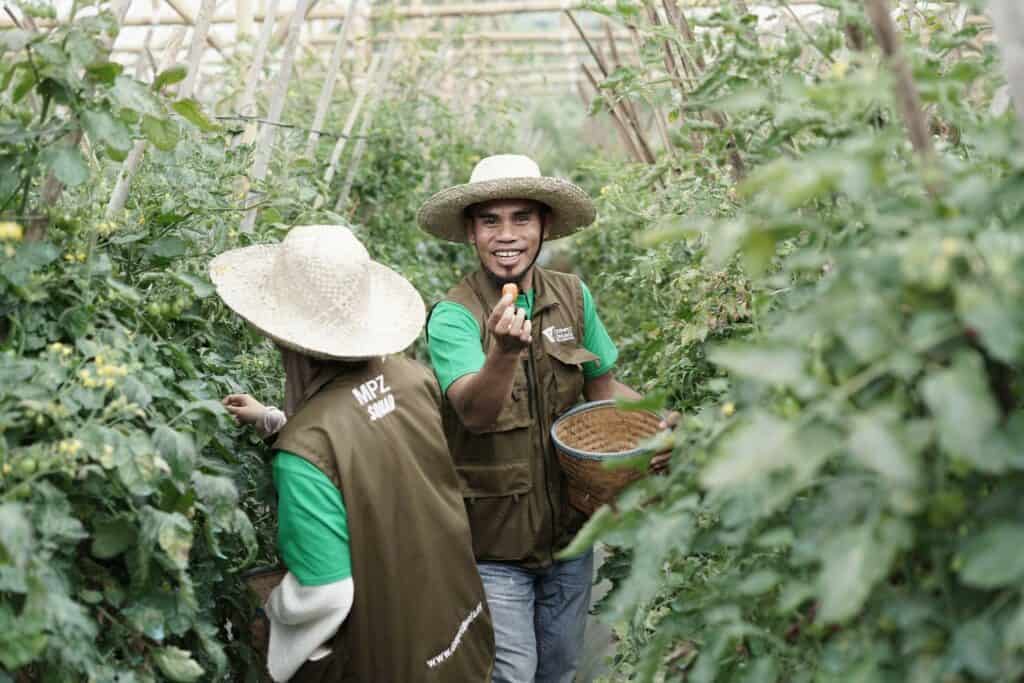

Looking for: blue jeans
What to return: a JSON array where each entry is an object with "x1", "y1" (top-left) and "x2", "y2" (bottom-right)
[{"x1": 477, "y1": 550, "x2": 595, "y2": 683}]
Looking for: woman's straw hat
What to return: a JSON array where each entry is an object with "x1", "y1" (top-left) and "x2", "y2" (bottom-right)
[
  {"x1": 209, "y1": 225, "x2": 425, "y2": 360},
  {"x1": 417, "y1": 154, "x2": 596, "y2": 243}
]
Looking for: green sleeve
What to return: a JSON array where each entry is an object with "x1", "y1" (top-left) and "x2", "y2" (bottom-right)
[
  {"x1": 273, "y1": 451, "x2": 352, "y2": 586},
  {"x1": 581, "y1": 281, "x2": 618, "y2": 379},
  {"x1": 427, "y1": 301, "x2": 486, "y2": 395}
]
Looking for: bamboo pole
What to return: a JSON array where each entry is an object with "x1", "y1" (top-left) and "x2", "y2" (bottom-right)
[
  {"x1": 180, "y1": 0, "x2": 217, "y2": 98},
  {"x1": 334, "y1": 45, "x2": 397, "y2": 212},
  {"x1": 234, "y1": 0, "x2": 280, "y2": 149},
  {"x1": 568, "y1": 10, "x2": 655, "y2": 164},
  {"x1": 989, "y1": 0, "x2": 1024, "y2": 135},
  {"x1": 239, "y1": 0, "x2": 312, "y2": 233},
  {"x1": 865, "y1": 0, "x2": 933, "y2": 160},
  {"x1": 320, "y1": 52, "x2": 383, "y2": 196},
  {"x1": 581, "y1": 65, "x2": 644, "y2": 163},
  {"x1": 106, "y1": 29, "x2": 188, "y2": 219},
  {"x1": 303, "y1": 0, "x2": 356, "y2": 159},
  {"x1": 161, "y1": 0, "x2": 230, "y2": 58}
]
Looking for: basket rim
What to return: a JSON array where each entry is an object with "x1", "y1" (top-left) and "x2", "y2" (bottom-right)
[{"x1": 551, "y1": 399, "x2": 662, "y2": 461}]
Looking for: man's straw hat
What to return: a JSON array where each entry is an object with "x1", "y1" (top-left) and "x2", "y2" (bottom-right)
[
  {"x1": 417, "y1": 154, "x2": 596, "y2": 243},
  {"x1": 209, "y1": 225, "x2": 425, "y2": 360}
]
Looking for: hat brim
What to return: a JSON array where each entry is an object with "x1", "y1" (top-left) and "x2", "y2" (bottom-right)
[
  {"x1": 416, "y1": 177, "x2": 596, "y2": 243},
  {"x1": 209, "y1": 244, "x2": 425, "y2": 360}
]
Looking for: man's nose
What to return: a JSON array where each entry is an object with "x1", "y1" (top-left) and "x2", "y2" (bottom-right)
[{"x1": 497, "y1": 220, "x2": 517, "y2": 239}]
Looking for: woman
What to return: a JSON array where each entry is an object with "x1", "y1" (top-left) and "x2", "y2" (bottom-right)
[{"x1": 210, "y1": 224, "x2": 494, "y2": 682}]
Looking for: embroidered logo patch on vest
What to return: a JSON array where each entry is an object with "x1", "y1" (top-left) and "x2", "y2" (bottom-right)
[
  {"x1": 351, "y1": 374, "x2": 396, "y2": 422},
  {"x1": 542, "y1": 325, "x2": 575, "y2": 343}
]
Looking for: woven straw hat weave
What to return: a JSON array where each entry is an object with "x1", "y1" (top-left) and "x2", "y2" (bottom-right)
[
  {"x1": 209, "y1": 225, "x2": 425, "y2": 360},
  {"x1": 417, "y1": 154, "x2": 596, "y2": 243}
]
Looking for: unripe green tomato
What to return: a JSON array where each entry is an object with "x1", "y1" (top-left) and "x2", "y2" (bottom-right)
[
  {"x1": 18, "y1": 458, "x2": 37, "y2": 476},
  {"x1": 174, "y1": 296, "x2": 187, "y2": 311},
  {"x1": 147, "y1": 302, "x2": 162, "y2": 318},
  {"x1": 35, "y1": 414, "x2": 46, "y2": 427}
]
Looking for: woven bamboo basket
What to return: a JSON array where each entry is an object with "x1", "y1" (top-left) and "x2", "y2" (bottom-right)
[{"x1": 551, "y1": 400, "x2": 662, "y2": 516}]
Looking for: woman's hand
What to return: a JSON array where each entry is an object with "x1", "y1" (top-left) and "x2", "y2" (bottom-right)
[{"x1": 223, "y1": 393, "x2": 267, "y2": 426}]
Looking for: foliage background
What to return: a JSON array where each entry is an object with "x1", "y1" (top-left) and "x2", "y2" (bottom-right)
[{"x1": 4, "y1": 0, "x2": 1024, "y2": 681}]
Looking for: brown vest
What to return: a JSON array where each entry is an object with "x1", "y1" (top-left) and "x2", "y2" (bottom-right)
[
  {"x1": 437, "y1": 267, "x2": 598, "y2": 568},
  {"x1": 275, "y1": 355, "x2": 494, "y2": 683}
]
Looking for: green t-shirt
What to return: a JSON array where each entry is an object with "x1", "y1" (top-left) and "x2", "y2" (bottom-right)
[
  {"x1": 273, "y1": 451, "x2": 352, "y2": 586},
  {"x1": 428, "y1": 280, "x2": 618, "y2": 394}
]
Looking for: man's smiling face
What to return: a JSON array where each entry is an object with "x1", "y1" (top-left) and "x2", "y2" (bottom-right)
[{"x1": 465, "y1": 198, "x2": 550, "y2": 287}]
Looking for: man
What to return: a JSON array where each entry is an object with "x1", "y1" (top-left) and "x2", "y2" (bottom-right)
[
  {"x1": 209, "y1": 225, "x2": 495, "y2": 681},
  {"x1": 418, "y1": 155, "x2": 666, "y2": 683}
]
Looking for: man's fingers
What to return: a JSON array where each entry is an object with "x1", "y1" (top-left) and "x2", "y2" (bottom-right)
[
  {"x1": 521, "y1": 319, "x2": 533, "y2": 342},
  {"x1": 508, "y1": 308, "x2": 527, "y2": 336},
  {"x1": 487, "y1": 297, "x2": 515, "y2": 330}
]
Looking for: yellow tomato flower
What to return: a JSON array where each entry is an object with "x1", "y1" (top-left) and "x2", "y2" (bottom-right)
[{"x1": 721, "y1": 401, "x2": 736, "y2": 417}]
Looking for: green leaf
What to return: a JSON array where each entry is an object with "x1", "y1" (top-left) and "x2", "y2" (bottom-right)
[
  {"x1": 709, "y1": 345, "x2": 809, "y2": 388},
  {"x1": 958, "y1": 523, "x2": 1024, "y2": 589},
  {"x1": 140, "y1": 507, "x2": 193, "y2": 571},
  {"x1": 146, "y1": 236, "x2": 188, "y2": 259},
  {"x1": 152, "y1": 425, "x2": 196, "y2": 480},
  {"x1": 0, "y1": 29, "x2": 33, "y2": 53},
  {"x1": 153, "y1": 646, "x2": 204, "y2": 682},
  {"x1": 41, "y1": 144, "x2": 89, "y2": 187},
  {"x1": 81, "y1": 109, "x2": 132, "y2": 155},
  {"x1": 737, "y1": 570, "x2": 779, "y2": 596},
  {"x1": 106, "y1": 277, "x2": 142, "y2": 303},
  {"x1": 956, "y1": 283, "x2": 1024, "y2": 365},
  {"x1": 91, "y1": 518, "x2": 137, "y2": 559},
  {"x1": 140, "y1": 114, "x2": 178, "y2": 151},
  {"x1": 921, "y1": 351, "x2": 1003, "y2": 472},
  {"x1": 818, "y1": 519, "x2": 910, "y2": 623},
  {"x1": 557, "y1": 505, "x2": 615, "y2": 559},
  {"x1": 171, "y1": 98, "x2": 219, "y2": 132},
  {"x1": 84, "y1": 61, "x2": 123, "y2": 84},
  {"x1": 113, "y1": 75, "x2": 162, "y2": 116},
  {"x1": 0, "y1": 503, "x2": 33, "y2": 570},
  {"x1": 847, "y1": 417, "x2": 919, "y2": 488},
  {"x1": 614, "y1": 390, "x2": 667, "y2": 413},
  {"x1": 153, "y1": 65, "x2": 187, "y2": 91},
  {"x1": 172, "y1": 272, "x2": 215, "y2": 299},
  {"x1": 700, "y1": 411, "x2": 796, "y2": 489},
  {"x1": 951, "y1": 618, "x2": 1000, "y2": 679}
]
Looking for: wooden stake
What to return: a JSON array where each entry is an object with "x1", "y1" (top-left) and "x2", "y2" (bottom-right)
[
  {"x1": 865, "y1": 0, "x2": 933, "y2": 160},
  {"x1": 162, "y1": 0, "x2": 230, "y2": 58},
  {"x1": 180, "y1": 0, "x2": 217, "y2": 98},
  {"x1": 989, "y1": 0, "x2": 1024, "y2": 135},
  {"x1": 106, "y1": 30, "x2": 188, "y2": 219},
  {"x1": 334, "y1": 44, "x2": 398, "y2": 212},
  {"x1": 317, "y1": 52, "x2": 383, "y2": 207},
  {"x1": 581, "y1": 64, "x2": 644, "y2": 163},
  {"x1": 303, "y1": 0, "x2": 356, "y2": 158},
  {"x1": 234, "y1": 0, "x2": 280, "y2": 145},
  {"x1": 240, "y1": 0, "x2": 312, "y2": 233}
]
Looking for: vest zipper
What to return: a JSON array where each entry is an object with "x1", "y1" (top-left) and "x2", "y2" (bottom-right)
[{"x1": 525, "y1": 352, "x2": 558, "y2": 565}]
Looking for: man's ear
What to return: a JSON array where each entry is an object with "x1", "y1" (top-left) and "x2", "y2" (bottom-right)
[
  {"x1": 541, "y1": 212, "x2": 552, "y2": 240},
  {"x1": 464, "y1": 218, "x2": 476, "y2": 245}
]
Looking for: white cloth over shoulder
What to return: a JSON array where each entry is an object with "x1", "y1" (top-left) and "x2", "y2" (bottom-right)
[{"x1": 265, "y1": 571, "x2": 354, "y2": 682}]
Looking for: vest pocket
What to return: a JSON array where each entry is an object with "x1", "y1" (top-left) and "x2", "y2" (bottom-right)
[
  {"x1": 456, "y1": 459, "x2": 532, "y2": 498},
  {"x1": 545, "y1": 343, "x2": 599, "y2": 415}
]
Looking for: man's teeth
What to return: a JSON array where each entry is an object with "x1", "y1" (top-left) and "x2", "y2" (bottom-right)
[{"x1": 496, "y1": 250, "x2": 521, "y2": 257}]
